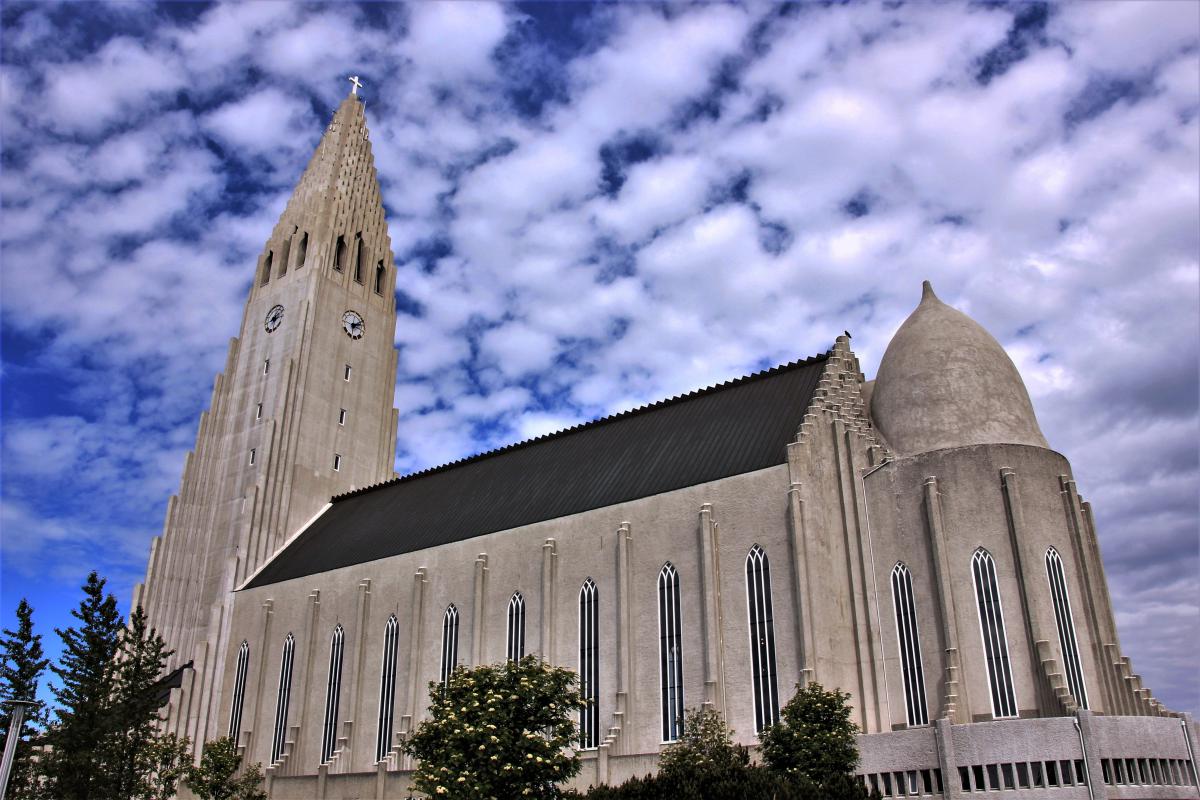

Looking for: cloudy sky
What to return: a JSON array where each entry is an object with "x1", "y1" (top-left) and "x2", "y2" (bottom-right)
[{"x1": 1, "y1": 1, "x2": 1197, "y2": 714}]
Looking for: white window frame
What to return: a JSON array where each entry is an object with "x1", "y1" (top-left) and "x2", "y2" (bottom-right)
[
  {"x1": 271, "y1": 633, "x2": 295, "y2": 763},
  {"x1": 249, "y1": 448, "x2": 256, "y2": 466},
  {"x1": 333, "y1": 454, "x2": 341, "y2": 472},
  {"x1": 506, "y1": 592, "x2": 526, "y2": 661},
  {"x1": 228, "y1": 640, "x2": 249, "y2": 743},
  {"x1": 256, "y1": 403, "x2": 263, "y2": 420},
  {"x1": 376, "y1": 615, "x2": 399, "y2": 763},
  {"x1": 321, "y1": 625, "x2": 345, "y2": 763},
  {"x1": 338, "y1": 408, "x2": 347, "y2": 426},
  {"x1": 745, "y1": 544, "x2": 779, "y2": 733},
  {"x1": 264, "y1": 359, "x2": 270, "y2": 375},
  {"x1": 440, "y1": 605, "x2": 459, "y2": 684},
  {"x1": 1045, "y1": 547, "x2": 1089, "y2": 709},
  {"x1": 972, "y1": 548, "x2": 1019, "y2": 718},
  {"x1": 658, "y1": 562, "x2": 684, "y2": 742},
  {"x1": 578, "y1": 578, "x2": 598, "y2": 749},
  {"x1": 891, "y1": 562, "x2": 929, "y2": 726},
  {"x1": 344, "y1": 364, "x2": 351, "y2": 381}
]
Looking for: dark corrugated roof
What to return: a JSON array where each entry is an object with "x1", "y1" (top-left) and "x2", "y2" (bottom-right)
[{"x1": 244, "y1": 353, "x2": 829, "y2": 589}]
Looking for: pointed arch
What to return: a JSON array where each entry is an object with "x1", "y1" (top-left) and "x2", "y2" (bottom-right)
[
  {"x1": 376, "y1": 615, "x2": 399, "y2": 762},
  {"x1": 658, "y1": 562, "x2": 684, "y2": 741},
  {"x1": 506, "y1": 591, "x2": 526, "y2": 661},
  {"x1": 296, "y1": 231, "x2": 308, "y2": 268},
  {"x1": 971, "y1": 548, "x2": 1018, "y2": 718},
  {"x1": 578, "y1": 578, "x2": 599, "y2": 749},
  {"x1": 334, "y1": 235, "x2": 346, "y2": 272},
  {"x1": 1046, "y1": 547, "x2": 1088, "y2": 709},
  {"x1": 321, "y1": 624, "x2": 345, "y2": 763},
  {"x1": 440, "y1": 605, "x2": 459, "y2": 684},
  {"x1": 271, "y1": 633, "x2": 295, "y2": 763},
  {"x1": 746, "y1": 544, "x2": 779, "y2": 732},
  {"x1": 374, "y1": 260, "x2": 386, "y2": 294},
  {"x1": 353, "y1": 232, "x2": 365, "y2": 283},
  {"x1": 228, "y1": 640, "x2": 249, "y2": 744},
  {"x1": 890, "y1": 562, "x2": 929, "y2": 726}
]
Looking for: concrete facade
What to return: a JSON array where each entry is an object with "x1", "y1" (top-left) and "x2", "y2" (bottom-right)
[{"x1": 139, "y1": 93, "x2": 1197, "y2": 798}]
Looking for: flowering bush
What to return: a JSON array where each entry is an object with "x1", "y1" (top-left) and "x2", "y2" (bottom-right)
[{"x1": 403, "y1": 656, "x2": 586, "y2": 799}]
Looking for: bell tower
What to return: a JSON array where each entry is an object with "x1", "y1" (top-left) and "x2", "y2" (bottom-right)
[{"x1": 135, "y1": 83, "x2": 399, "y2": 753}]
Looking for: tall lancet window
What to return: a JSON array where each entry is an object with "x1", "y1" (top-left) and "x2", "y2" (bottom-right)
[
  {"x1": 374, "y1": 260, "x2": 386, "y2": 295},
  {"x1": 260, "y1": 250, "x2": 273, "y2": 286},
  {"x1": 321, "y1": 624, "x2": 345, "y2": 763},
  {"x1": 506, "y1": 592, "x2": 526, "y2": 661},
  {"x1": 1045, "y1": 548, "x2": 1089, "y2": 709},
  {"x1": 745, "y1": 545, "x2": 780, "y2": 732},
  {"x1": 353, "y1": 233, "x2": 365, "y2": 283},
  {"x1": 658, "y1": 562, "x2": 684, "y2": 742},
  {"x1": 279, "y1": 233, "x2": 291, "y2": 277},
  {"x1": 376, "y1": 615, "x2": 399, "y2": 763},
  {"x1": 890, "y1": 563, "x2": 929, "y2": 727},
  {"x1": 971, "y1": 548, "x2": 1018, "y2": 718},
  {"x1": 334, "y1": 235, "x2": 346, "y2": 272},
  {"x1": 440, "y1": 605, "x2": 459, "y2": 684},
  {"x1": 578, "y1": 578, "x2": 599, "y2": 749},
  {"x1": 228, "y1": 640, "x2": 250, "y2": 744},
  {"x1": 271, "y1": 633, "x2": 295, "y2": 763},
  {"x1": 296, "y1": 232, "x2": 308, "y2": 267}
]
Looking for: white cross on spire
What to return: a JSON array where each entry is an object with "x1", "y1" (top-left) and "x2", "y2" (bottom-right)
[{"x1": 348, "y1": 75, "x2": 363, "y2": 95}]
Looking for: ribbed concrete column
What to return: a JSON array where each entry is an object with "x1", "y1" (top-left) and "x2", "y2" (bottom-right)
[
  {"x1": 786, "y1": 482, "x2": 817, "y2": 685},
  {"x1": 697, "y1": 504, "x2": 725, "y2": 714},
  {"x1": 247, "y1": 599, "x2": 274, "y2": 758},
  {"x1": 923, "y1": 477, "x2": 967, "y2": 722},
  {"x1": 934, "y1": 717, "x2": 961, "y2": 800},
  {"x1": 345, "y1": 579, "x2": 372, "y2": 768},
  {"x1": 471, "y1": 555, "x2": 488, "y2": 666},
  {"x1": 1000, "y1": 468, "x2": 1056, "y2": 714},
  {"x1": 401, "y1": 568, "x2": 427, "y2": 744},
  {"x1": 540, "y1": 539, "x2": 557, "y2": 661},
  {"x1": 615, "y1": 522, "x2": 633, "y2": 751},
  {"x1": 1074, "y1": 710, "x2": 1109, "y2": 800}
]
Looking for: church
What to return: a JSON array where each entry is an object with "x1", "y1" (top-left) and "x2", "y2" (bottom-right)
[{"x1": 136, "y1": 87, "x2": 1199, "y2": 799}]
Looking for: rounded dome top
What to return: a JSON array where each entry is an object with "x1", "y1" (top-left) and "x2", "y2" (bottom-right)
[{"x1": 870, "y1": 281, "x2": 1048, "y2": 455}]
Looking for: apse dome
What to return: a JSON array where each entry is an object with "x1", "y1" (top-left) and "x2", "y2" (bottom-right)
[{"x1": 870, "y1": 281, "x2": 1049, "y2": 456}]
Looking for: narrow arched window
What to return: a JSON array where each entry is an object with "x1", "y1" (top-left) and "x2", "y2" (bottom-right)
[
  {"x1": 279, "y1": 233, "x2": 291, "y2": 277},
  {"x1": 228, "y1": 640, "x2": 249, "y2": 743},
  {"x1": 376, "y1": 615, "x2": 399, "y2": 763},
  {"x1": 271, "y1": 633, "x2": 295, "y2": 763},
  {"x1": 507, "y1": 592, "x2": 526, "y2": 661},
  {"x1": 353, "y1": 233, "x2": 365, "y2": 283},
  {"x1": 891, "y1": 563, "x2": 929, "y2": 726},
  {"x1": 578, "y1": 578, "x2": 599, "y2": 749},
  {"x1": 658, "y1": 562, "x2": 684, "y2": 742},
  {"x1": 971, "y1": 548, "x2": 1018, "y2": 718},
  {"x1": 440, "y1": 605, "x2": 459, "y2": 684},
  {"x1": 260, "y1": 250, "x2": 273, "y2": 286},
  {"x1": 1046, "y1": 548, "x2": 1088, "y2": 709},
  {"x1": 374, "y1": 260, "x2": 385, "y2": 295},
  {"x1": 296, "y1": 232, "x2": 308, "y2": 268},
  {"x1": 321, "y1": 624, "x2": 345, "y2": 763},
  {"x1": 334, "y1": 235, "x2": 346, "y2": 272},
  {"x1": 746, "y1": 545, "x2": 779, "y2": 732}
]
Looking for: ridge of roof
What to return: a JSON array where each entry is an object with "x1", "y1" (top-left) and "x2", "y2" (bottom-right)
[{"x1": 332, "y1": 351, "x2": 830, "y2": 503}]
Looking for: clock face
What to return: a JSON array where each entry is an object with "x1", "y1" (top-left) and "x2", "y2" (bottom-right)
[
  {"x1": 342, "y1": 310, "x2": 365, "y2": 340},
  {"x1": 264, "y1": 304, "x2": 284, "y2": 333}
]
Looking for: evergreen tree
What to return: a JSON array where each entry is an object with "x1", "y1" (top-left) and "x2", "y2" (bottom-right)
[
  {"x1": 185, "y1": 737, "x2": 267, "y2": 800},
  {"x1": 759, "y1": 682, "x2": 861, "y2": 788},
  {"x1": 103, "y1": 606, "x2": 188, "y2": 800},
  {"x1": 0, "y1": 598, "x2": 50, "y2": 799},
  {"x1": 403, "y1": 655, "x2": 586, "y2": 799},
  {"x1": 42, "y1": 571, "x2": 123, "y2": 800}
]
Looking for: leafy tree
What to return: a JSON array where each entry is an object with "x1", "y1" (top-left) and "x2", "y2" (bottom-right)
[
  {"x1": 759, "y1": 682, "x2": 860, "y2": 787},
  {"x1": 0, "y1": 598, "x2": 50, "y2": 798},
  {"x1": 42, "y1": 571, "x2": 123, "y2": 800},
  {"x1": 403, "y1": 655, "x2": 586, "y2": 799},
  {"x1": 185, "y1": 737, "x2": 267, "y2": 800},
  {"x1": 658, "y1": 707, "x2": 749, "y2": 782}
]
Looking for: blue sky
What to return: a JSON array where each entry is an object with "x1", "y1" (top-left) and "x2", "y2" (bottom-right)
[{"x1": 1, "y1": 1, "x2": 1197, "y2": 714}]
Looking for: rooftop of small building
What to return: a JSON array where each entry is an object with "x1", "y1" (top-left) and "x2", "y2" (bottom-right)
[{"x1": 242, "y1": 350, "x2": 831, "y2": 589}]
